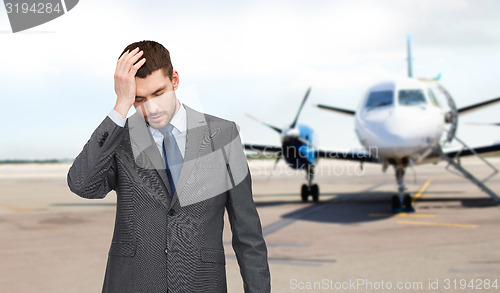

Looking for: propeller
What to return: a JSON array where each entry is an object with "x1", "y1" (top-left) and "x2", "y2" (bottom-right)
[
  {"x1": 290, "y1": 87, "x2": 312, "y2": 128},
  {"x1": 437, "y1": 83, "x2": 458, "y2": 143},
  {"x1": 244, "y1": 87, "x2": 315, "y2": 169},
  {"x1": 266, "y1": 152, "x2": 282, "y2": 182},
  {"x1": 296, "y1": 136, "x2": 318, "y2": 149},
  {"x1": 466, "y1": 122, "x2": 500, "y2": 127}
]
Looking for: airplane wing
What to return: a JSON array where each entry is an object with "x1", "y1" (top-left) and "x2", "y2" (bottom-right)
[
  {"x1": 444, "y1": 142, "x2": 500, "y2": 158},
  {"x1": 417, "y1": 141, "x2": 500, "y2": 165},
  {"x1": 316, "y1": 149, "x2": 378, "y2": 163},
  {"x1": 245, "y1": 142, "x2": 500, "y2": 165},
  {"x1": 244, "y1": 143, "x2": 379, "y2": 162},
  {"x1": 316, "y1": 104, "x2": 356, "y2": 116},
  {"x1": 318, "y1": 96, "x2": 500, "y2": 117},
  {"x1": 315, "y1": 142, "x2": 500, "y2": 166},
  {"x1": 244, "y1": 144, "x2": 282, "y2": 153}
]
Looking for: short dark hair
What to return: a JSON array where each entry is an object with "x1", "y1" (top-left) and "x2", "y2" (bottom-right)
[{"x1": 120, "y1": 40, "x2": 173, "y2": 79}]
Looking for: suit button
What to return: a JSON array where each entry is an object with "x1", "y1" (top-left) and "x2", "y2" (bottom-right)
[
  {"x1": 103, "y1": 132, "x2": 109, "y2": 138},
  {"x1": 98, "y1": 141, "x2": 104, "y2": 147},
  {"x1": 168, "y1": 210, "x2": 175, "y2": 216}
]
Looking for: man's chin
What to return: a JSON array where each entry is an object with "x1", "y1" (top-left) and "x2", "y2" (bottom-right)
[
  {"x1": 153, "y1": 123, "x2": 168, "y2": 130},
  {"x1": 147, "y1": 119, "x2": 168, "y2": 130}
]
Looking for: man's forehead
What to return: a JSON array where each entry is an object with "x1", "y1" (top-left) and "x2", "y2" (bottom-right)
[{"x1": 135, "y1": 70, "x2": 170, "y2": 97}]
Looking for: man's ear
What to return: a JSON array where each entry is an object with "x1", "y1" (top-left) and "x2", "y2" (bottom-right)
[{"x1": 172, "y1": 70, "x2": 179, "y2": 90}]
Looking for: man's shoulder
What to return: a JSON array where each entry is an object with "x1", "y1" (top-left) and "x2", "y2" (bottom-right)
[
  {"x1": 204, "y1": 112, "x2": 234, "y2": 127},
  {"x1": 185, "y1": 104, "x2": 235, "y2": 128}
]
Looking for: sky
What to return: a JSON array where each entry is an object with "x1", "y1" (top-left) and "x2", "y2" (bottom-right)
[{"x1": 1, "y1": 0, "x2": 500, "y2": 160}]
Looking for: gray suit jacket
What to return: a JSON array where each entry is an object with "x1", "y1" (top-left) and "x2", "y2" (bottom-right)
[{"x1": 67, "y1": 105, "x2": 270, "y2": 293}]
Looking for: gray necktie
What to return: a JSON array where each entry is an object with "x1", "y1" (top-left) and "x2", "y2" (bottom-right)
[{"x1": 162, "y1": 124, "x2": 183, "y2": 193}]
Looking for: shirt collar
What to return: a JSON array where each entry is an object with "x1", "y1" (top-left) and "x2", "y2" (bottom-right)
[{"x1": 169, "y1": 102, "x2": 187, "y2": 134}]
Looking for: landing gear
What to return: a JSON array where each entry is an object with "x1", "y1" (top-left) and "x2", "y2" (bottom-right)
[
  {"x1": 391, "y1": 193, "x2": 414, "y2": 213},
  {"x1": 311, "y1": 184, "x2": 319, "y2": 202},
  {"x1": 403, "y1": 194, "x2": 414, "y2": 212},
  {"x1": 300, "y1": 166, "x2": 320, "y2": 202},
  {"x1": 391, "y1": 195, "x2": 402, "y2": 212},
  {"x1": 392, "y1": 164, "x2": 415, "y2": 213},
  {"x1": 301, "y1": 184, "x2": 309, "y2": 202},
  {"x1": 301, "y1": 183, "x2": 319, "y2": 202},
  {"x1": 395, "y1": 166, "x2": 406, "y2": 195}
]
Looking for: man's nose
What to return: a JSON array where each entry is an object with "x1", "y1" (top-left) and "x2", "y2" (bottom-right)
[{"x1": 144, "y1": 99, "x2": 159, "y2": 114}]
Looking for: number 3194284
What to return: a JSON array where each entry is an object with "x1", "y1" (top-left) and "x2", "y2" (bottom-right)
[
  {"x1": 5, "y1": 2, "x2": 62, "y2": 14},
  {"x1": 443, "y1": 278, "x2": 499, "y2": 290}
]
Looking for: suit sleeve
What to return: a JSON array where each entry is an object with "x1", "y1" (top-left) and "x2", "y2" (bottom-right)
[
  {"x1": 67, "y1": 116, "x2": 126, "y2": 199},
  {"x1": 225, "y1": 122, "x2": 271, "y2": 293}
]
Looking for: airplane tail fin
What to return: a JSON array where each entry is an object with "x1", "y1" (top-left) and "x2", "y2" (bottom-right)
[
  {"x1": 409, "y1": 35, "x2": 441, "y2": 81},
  {"x1": 407, "y1": 34, "x2": 414, "y2": 78}
]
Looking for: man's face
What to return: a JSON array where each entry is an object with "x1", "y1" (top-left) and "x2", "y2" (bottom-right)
[{"x1": 134, "y1": 69, "x2": 180, "y2": 130}]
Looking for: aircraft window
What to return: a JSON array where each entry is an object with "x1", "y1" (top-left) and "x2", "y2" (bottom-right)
[
  {"x1": 427, "y1": 88, "x2": 440, "y2": 107},
  {"x1": 398, "y1": 89, "x2": 427, "y2": 106},
  {"x1": 365, "y1": 91, "x2": 393, "y2": 109}
]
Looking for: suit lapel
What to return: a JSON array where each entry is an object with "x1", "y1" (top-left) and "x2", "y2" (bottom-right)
[
  {"x1": 127, "y1": 112, "x2": 173, "y2": 205},
  {"x1": 169, "y1": 105, "x2": 209, "y2": 209}
]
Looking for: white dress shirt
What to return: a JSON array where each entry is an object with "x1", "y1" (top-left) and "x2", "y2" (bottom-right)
[{"x1": 108, "y1": 103, "x2": 187, "y2": 161}]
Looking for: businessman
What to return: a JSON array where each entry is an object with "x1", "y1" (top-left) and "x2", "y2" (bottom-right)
[{"x1": 67, "y1": 40, "x2": 270, "y2": 293}]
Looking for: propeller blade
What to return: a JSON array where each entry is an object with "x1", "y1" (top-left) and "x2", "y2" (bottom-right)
[
  {"x1": 457, "y1": 96, "x2": 500, "y2": 115},
  {"x1": 290, "y1": 87, "x2": 312, "y2": 128},
  {"x1": 266, "y1": 153, "x2": 282, "y2": 182},
  {"x1": 466, "y1": 122, "x2": 500, "y2": 127},
  {"x1": 243, "y1": 113, "x2": 282, "y2": 134},
  {"x1": 297, "y1": 136, "x2": 317, "y2": 149}
]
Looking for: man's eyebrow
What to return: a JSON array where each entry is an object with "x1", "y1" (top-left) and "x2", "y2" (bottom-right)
[
  {"x1": 152, "y1": 86, "x2": 166, "y2": 95},
  {"x1": 135, "y1": 86, "x2": 167, "y2": 100}
]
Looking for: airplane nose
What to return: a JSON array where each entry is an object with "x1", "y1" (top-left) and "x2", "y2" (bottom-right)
[{"x1": 359, "y1": 107, "x2": 443, "y2": 156}]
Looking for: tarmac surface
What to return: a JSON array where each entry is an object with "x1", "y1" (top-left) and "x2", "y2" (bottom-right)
[{"x1": 1, "y1": 158, "x2": 500, "y2": 292}]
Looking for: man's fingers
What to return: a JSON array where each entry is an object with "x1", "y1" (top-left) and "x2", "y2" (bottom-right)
[
  {"x1": 124, "y1": 47, "x2": 141, "y2": 65},
  {"x1": 118, "y1": 50, "x2": 129, "y2": 61},
  {"x1": 132, "y1": 58, "x2": 146, "y2": 70},
  {"x1": 131, "y1": 58, "x2": 146, "y2": 74},
  {"x1": 116, "y1": 50, "x2": 129, "y2": 73},
  {"x1": 126, "y1": 50, "x2": 144, "y2": 71},
  {"x1": 116, "y1": 47, "x2": 141, "y2": 73}
]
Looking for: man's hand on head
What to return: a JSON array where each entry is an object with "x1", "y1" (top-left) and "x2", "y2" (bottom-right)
[{"x1": 113, "y1": 47, "x2": 146, "y2": 119}]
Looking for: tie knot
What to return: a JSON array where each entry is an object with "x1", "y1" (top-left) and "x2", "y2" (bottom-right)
[
  {"x1": 161, "y1": 124, "x2": 175, "y2": 136},
  {"x1": 167, "y1": 124, "x2": 175, "y2": 134}
]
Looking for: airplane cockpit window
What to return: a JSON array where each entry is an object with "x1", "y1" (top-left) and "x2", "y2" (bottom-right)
[
  {"x1": 427, "y1": 88, "x2": 440, "y2": 107},
  {"x1": 398, "y1": 89, "x2": 427, "y2": 106},
  {"x1": 365, "y1": 91, "x2": 393, "y2": 109}
]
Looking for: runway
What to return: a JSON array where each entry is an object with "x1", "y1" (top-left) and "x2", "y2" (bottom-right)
[{"x1": 1, "y1": 158, "x2": 500, "y2": 292}]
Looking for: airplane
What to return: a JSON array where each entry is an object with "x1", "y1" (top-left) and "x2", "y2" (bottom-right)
[
  {"x1": 243, "y1": 88, "x2": 381, "y2": 202},
  {"x1": 317, "y1": 35, "x2": 500, "y2": 212}
]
